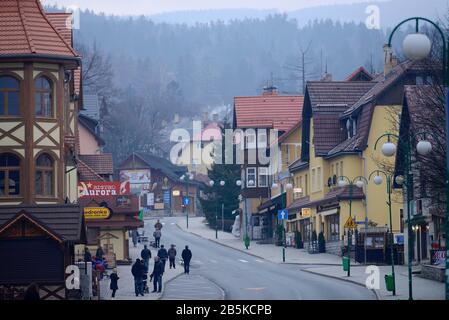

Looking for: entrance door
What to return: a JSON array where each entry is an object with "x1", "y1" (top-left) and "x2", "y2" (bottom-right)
[{"x1": 421, "y1": 226, "x2": 428, "y2": 260}]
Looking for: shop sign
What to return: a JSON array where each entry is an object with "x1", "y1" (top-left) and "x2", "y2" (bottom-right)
[
  {"x1": 116, "y1": 195, "x2": 131, "y2": 207},
  {"x1": 84, "y1": 207, "x2": 111, "y2": 220},
  {"x1": 431, "y1": 249, "x2": 446, "y2": 266},
  {"x1": 301, "y1": 208, "x2": 311, "y2": 217},
  {"x1": 78, "y1": 181, "x2": 130, "y2": 198}
]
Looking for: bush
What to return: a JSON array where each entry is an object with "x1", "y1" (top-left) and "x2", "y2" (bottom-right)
[
  {"x1": 295, "y1": 231, "x2": 304, "y2": 249},
  {"x1": 275, "y1": 224, "x2": 284, "y2": 246},
  {"x1": 318, "y1": 232, "x2": 326, "y2": 253}
]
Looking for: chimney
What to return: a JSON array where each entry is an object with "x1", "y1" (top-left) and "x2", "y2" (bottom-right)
[
  {"x1": 321, "y1": 73, "x2": 332, "y2": 82},
  {"x1": 203, "y1": 112, "x2": 209, "y2": 122},
  {"x1": 383, "y1": 44, "x2": 398, "y2": 76},
  {"x1": 174, "y1": 113, "x2": 180, "y2": 124},
  {"x1": 262, "y1": 85, "x2": 279, "y2": 96},
  {"x1": 212, "y1": 113, "x2": 219, "y2": 122}
]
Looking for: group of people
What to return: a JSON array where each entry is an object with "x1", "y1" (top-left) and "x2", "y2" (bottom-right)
[
  {"x1": 130, "y1": 243, "x2": 193, "y2": 296},
  {"x1": 84, "y1": 246, "x2": 109, "y2": 280}
]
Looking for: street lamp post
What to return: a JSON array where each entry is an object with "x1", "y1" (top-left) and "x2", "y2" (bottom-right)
[
  {"x1": 369, "y1": 170, "x2": 397, "y2": 296},
  {"x1": 337, "y1": 175, "x2": 368, "y2": 277},
  {"x1": 375, "y1": 131, "x2": 434, "y2": 300},
  {"x1": 272, "y1": 181, "x2": 293, "y2": 263},
  {"x1": 388, "y1": 16, "x2": 449, "y2": 300},
  {"x1": 209, "y1": 180, "x2": 226, "y2": 239},
  {"x1": 180, "y1": 173, "x2": 194, "y2": 229}
]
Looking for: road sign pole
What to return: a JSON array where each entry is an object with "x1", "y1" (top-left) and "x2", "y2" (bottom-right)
[{"x1": 347, "y1": 183, "x2": 353, "y2": 277}]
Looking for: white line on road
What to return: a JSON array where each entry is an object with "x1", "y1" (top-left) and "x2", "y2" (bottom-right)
[
  {"x1": 238, "y1": 259, "x2": 249, "y2": 263},
  {"x1": 255, "y1": 259, "x2": 264, "y2": 263}
]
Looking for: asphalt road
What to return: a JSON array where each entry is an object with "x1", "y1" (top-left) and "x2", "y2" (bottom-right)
[{"x1": 144, "y1": 217, "x2": 376, "y2": 300}]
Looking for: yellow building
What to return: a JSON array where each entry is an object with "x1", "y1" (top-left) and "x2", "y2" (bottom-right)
[{"x1": 280, "y1": 58, "x2": 430, "y2": 257}]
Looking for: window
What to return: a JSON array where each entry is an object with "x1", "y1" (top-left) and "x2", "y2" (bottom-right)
[
  {"x1": 0, "y1": 76, "x2": 20, "y2": 116},
  {"x1": 35, "y1": 76, "x2": 53, "y2": 117},
  {"x1": 257, "y1": 129, "x2": 267, "y2": 149},
  {"x1": 245, "y1": 130, "x2": 256, "y2": 149},
  {"x1": 35, "y1": 153, "x2": 54, "y2": 197},
  {"x1": 336, "y1": 162, "x2": 339, "y2": 177},
  {"x1": 311, "y1": 168, "x2": 316, "y2": 191},
  {"x1": 258, "y1": 167, "x2": 268, "y2": 187},
  {"x1": 0, "y1": 153, "x2": 21, "y2": 196},
  {"x1": 317, "y1": 167, "x2": 322, "y2": 191},
  {"x1": 305, "y1": 174, "x2": 308, "y2": 196},
  {"x1": 246, "y1": 167, "x2": 256, "y2": 188},
  {"x1": 327, "y1": 214, "x2": 340, "y2": 242},
  {"x1": 340, "y1": 161, "x2": 343, "y2": 176}
]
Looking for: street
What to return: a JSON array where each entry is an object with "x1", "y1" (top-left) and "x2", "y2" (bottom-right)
[{"x1": 146, "y1": 217, "x2": 376, "y2": 300}]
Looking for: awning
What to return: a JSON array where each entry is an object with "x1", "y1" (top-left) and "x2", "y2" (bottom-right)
[
  {"x1": 258, "y1": 192, "x2": 286, "y2": 212},
  {"x1": 319, "y1": 208, "x2": 338, "y2": 217}
]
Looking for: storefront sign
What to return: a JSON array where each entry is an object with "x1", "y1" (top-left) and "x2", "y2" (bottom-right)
[
  {"x1": 78, "y1": 181, "x2": 130, "y2": 198},
  {"x1": 172, "y1": 190, "x2": 181, "y2": 196},
  {"x1": 116, "y1": 195, "x2": 131, "y2": 207},
  {"x1": 431, "y1": 249, "x2": 446, "y2": 265},
  {"x1": 147, "y1": 193, "x2": 155, "y2": 206},
  {"x1": 301, "y1": 208, "x2": 311, "y2": 217},
  {"x1": 84, "y1": 207, "x2": 111, "y2": 220},
  {"x1": 120, "y1": 170, "x2": 151, "y2": 184}
]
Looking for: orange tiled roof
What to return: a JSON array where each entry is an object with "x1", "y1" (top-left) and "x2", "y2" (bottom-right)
[
  {"x1": 0, "y1": 0, "x2": 78, "y2": 58},
  {"x1": 234, "y1": 93, "x2": 304, "y2": 132}
]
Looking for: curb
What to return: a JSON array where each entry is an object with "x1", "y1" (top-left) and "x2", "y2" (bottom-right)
[
  {"x1": 176, "y1": 222, "x2": 350, "y2": 267},
  {"x1": 157, "y1": 269, "x2": 185, "y2": 300},
  {"x1": 300, "y1": 268, "x2": 381, "y2": 300}
]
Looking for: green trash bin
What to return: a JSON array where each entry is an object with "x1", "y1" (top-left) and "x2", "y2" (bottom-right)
[
  {"x1": 385, "y1": 274, "x2": 395, "y2": 292},
  {"x1": 342, "y1": 256, "x2": 350, "y2": 271}
]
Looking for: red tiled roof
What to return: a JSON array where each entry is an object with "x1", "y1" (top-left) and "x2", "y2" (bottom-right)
[
  {"x1": 345, "y1": 66, "x2": 374, "y2": 82},
  {"x1": 79, "y1": 154, "x2": 114, "y2": 176},
  {"x1": 0, "y1": 0, "x2": 78, "y2": 58},
  {"x1": 234, "y1": 93, "x2": 304, "y2": 132},
  {"x1": 78, "y1": 159, "x2": 105, "y2": 182}
]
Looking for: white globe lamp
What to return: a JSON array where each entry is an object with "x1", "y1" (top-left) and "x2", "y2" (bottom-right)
[{"x1": 403, "y1": 33, "x2": 432, "y2": 61}]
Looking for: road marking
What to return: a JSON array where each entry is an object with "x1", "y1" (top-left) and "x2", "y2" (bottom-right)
[
  {"x1": 171, "y1": 222, "x2": 175, "y2": 225},
  {"x1": 255, "y1": 259, "x2": 264, "y2": 263},
  {"x1": 238, "y1": 259, "x2": 249, "y2": 263},
  {"x1": 244, "y1": 287, "x2": 266, "y2": 291}
]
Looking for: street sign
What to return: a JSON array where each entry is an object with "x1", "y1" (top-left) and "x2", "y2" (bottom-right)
[
  {"x1": 183, "y1": 197, "x2": 191, "y2": 206},
  {"x1": 301, "y1": 208, "x2": 311, "y2": 217},
  {"x1": 344, "y1": 216, "x2": 357, "y2": 229},
  {"x1": 278, "y1": 209, "x2": 288, "y2": 220}
]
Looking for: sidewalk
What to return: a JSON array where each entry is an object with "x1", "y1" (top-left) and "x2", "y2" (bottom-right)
[
  {"x1": 178, "y1": 217, "x2": 445, "y2": 300},
  {"x1": 302, "y1": 265, "x2": 445, "y2": 300},
  {"x1": 177, "y1": 217, "x2": 346, "y2": 265},
  {"x1": 100, "y1": 242, "x2": 183, "y2": 300}
]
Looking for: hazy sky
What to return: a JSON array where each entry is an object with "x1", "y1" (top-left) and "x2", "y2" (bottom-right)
[{"x1": 42, "y1": 0, "x2": 387, "y2": 15}]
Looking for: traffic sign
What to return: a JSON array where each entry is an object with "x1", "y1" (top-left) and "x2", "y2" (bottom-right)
[
  {"x1": 183, "y1": 197, "x2": 191, "y2": 206},
  {"x1": 278, "y1": 209, "x2": 288, "y2": 220},
  {"x1": 344, "y1": 216, "x2": 357, "y2": 229}
]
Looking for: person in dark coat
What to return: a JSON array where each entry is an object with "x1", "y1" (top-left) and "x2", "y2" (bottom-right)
[
  {"x1": 132, "y1": 230, "x2": 139, "y2": 247},
  {"x1": 109, "y1": 269, "x2": 119, "y2": 298},
  {"x1": 150, "y1": 256, "x2": 164, "y2": 293},
  {"x1": 96, "y1": 246, "x2": 104, "y2": 260},
  {"x1": 153, "y1": 229, "x2": 162, "y2": 248},
  {"x1": 131, "y1": 259, "x2": 145, "y2": 297},
  {"x1": 157, "y1": 245, "x2": 168, "y2": 272},
  {"x1": 141, "y1": 245, "x2": 152, "y2": 269},
  {"x1": 167, "y1": 244, "x2": 177, "y2": 269},
  {"x1": 84, "y1": 247, "x2": 92, "y2": 263},
  {"x1": 154, "y1": 220, "x2": 163, "y2": 230},
  {"x1": 182, "y1": 245, "x2": 192, "y2": 274},
  {"x1": 24, "y1": 283, "x2": 40, "y2": 301}
]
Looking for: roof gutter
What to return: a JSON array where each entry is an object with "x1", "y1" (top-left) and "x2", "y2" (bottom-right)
[{"x1": 0, "y1": 54, "x2": 81, "y2": 68}]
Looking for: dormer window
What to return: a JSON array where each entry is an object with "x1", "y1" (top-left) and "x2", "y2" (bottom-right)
[{"x1": 346, "y1": 118, "x2": 357, "y2": 139}]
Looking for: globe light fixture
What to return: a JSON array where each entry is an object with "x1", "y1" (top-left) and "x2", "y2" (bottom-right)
[
  {"x1": 286, "y1": 183, "x2": 294, "y2": 190},
  {"x1": 236, "y1": 180, "x2": 242, "y2": 187},
  {"x1": 338, "y1": 179, "x2": 348, "y2": 187},
  {"x1": 180, "y1": 175, "x2": 185, "y2": 181},
  {"x1": 220, "y1": 180, "x2": 226, "y2": 187},
  {"x1": 209, "y1": 180, "x2": 215, "y2": 187},
  {"x1": 382, "y1": 142, "x2": 397, "y2": 157},
  {"x1": 272, "y1": 182, "x2": 279, "y2": 189},
  {"x1": 403, "y1": 33, "x2": 432, "y2": 61},
  {"x1": 373, "y1": 175, "x2": 383, "y2": 185},
  {"x1": 395, "y1": 175, "x2": 405, "y2": 186},
  {"x1": 416, "y1": 140, "x2": 432, "y2": 156},
  {"x1": 355, "y1": 180, "x2": 365, "y2": 188}
]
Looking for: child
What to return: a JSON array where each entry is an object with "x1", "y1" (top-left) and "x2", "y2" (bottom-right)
[{"x1": 109, "y1": 268, "x2": 119, "y2": 298}]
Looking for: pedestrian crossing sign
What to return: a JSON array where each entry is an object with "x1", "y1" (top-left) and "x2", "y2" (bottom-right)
[{"x1": 344, "y1": 216, "x2": 357, "y2": 229}]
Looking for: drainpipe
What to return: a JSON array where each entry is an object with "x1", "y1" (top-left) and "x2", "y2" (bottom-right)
[{"x1": 361, "y1": 153, "x2": 368, "y2": 265}]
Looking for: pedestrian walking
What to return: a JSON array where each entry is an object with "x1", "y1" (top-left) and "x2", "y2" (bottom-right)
[
  {"x1": 84, "y1": 247, "x2": 92, "y2": 263},
  {"x1": 23, "y1": 283, "x2": 40, "y2": 301},
  {"x1": 168, "y1": 244, "x2": 177, "y2": 269},
  {"x1": 157, "y1": 245, "x2": 168, "y2": 272},
  {"x1": 141, "y1": 245, "x2": 152, "y2": 269},
  {"x1": 132, "y1": 230, "x2": 139, "y2": 247},
  {"x1": 153, "y1": 229, "x2": 162, "y2": 248},
  {"x1": 131, "y1": 258, "x2": 145, "y2": 297},
  {"x1": 182, "y1": 245, "x2": 192, "y2": 274},
  {"x1": 154, "y1": 219, "x2": 163, "y2": 230},
  {"x1": 109, "y1": 268, "x2": 119, "y2": 298},
  {"x1": 150, "y1": 256, "x2": 164, "y2": 293},
  {"x1": 96, "y1": 245, "x2": 104, "y2": 260}
]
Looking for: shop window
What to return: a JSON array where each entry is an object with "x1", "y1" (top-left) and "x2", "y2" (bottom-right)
[
  {"x1": 0, "y1": 153, "x2": 21, "y2": 196},
  {"x1": 0, "y1": 76, "x2": 20, "y2": 116},
  {"x1": 35, "y1": 153, "x2": 54, "y2": 197},
  {"x1": 35, "y1": 76, "x2": 53, "y2": 117},
  {"x1": 327, "y1": 214, "x2": 340, "y2": 242}
]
